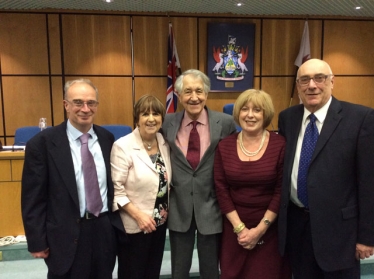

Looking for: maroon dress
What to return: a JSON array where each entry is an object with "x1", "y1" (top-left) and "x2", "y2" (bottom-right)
[{"x1": 214, "y1": 132, "x2": 291, "y2": 279}]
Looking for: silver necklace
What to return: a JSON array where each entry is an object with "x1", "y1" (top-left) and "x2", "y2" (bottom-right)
[
  {"x1": 239, "y1": 130, "x2": 266, "y2": 157},
  {"x1": 140, "y1": 133, "x2": 156, "y2": 151},
  {"x1": 145, "y1": 142, "x2": 152, "y2": 150}
]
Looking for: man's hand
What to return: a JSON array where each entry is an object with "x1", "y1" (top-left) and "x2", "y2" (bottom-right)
[
  {"x1": 31, "y1": 248, "x2": 49, "y2": 259},
  {"x1": 356, "y1": 243, "x2": 374, "y2": 260}
]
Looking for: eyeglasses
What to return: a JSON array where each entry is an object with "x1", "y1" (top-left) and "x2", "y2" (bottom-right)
[
  {"x1": 65, "y1": 99, "x2": 99, "y2": 108},
  {"x1": 296, "y1": 74, "x2": 333, "y2": 86}
]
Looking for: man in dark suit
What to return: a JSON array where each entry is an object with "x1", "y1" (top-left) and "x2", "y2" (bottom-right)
[
  {"x1": 278, "y1": 59, "x2": 374, "y2": 278},
  {"x1": 162, "y1": 69, "x2": 237, "y2": 279},
  {"x1": 22, "y1": 79, "x2": 124, "y2": 279}
]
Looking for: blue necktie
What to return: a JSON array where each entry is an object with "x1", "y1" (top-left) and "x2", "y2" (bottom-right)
[{"x1": 297, "y1": 114, "x2": 319, "y2": 208}]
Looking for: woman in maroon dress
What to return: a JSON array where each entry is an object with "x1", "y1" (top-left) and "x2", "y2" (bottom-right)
[{"x1": 214, "y1": 89, "x2": 291, "y2": 279}]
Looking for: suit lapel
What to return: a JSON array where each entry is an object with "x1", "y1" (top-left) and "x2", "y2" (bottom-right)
[
  {"x1": 284, "y1": 106, "x2": 304, "y2": 180},
  {"x1": 198, "y1": 109, "x2": 221, "y2": 167},
  {"x1": 49, "y1": 122, "x2": 80, "y2": 209},
  {"x1": 312, "y1": 97, "x2": 342, "y2": 162},
  {"x1": 168, "y1": 112, "x2": 191, "y2": 167}
]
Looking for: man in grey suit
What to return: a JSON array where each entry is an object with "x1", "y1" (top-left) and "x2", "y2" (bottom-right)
[
  {"x1": 162, "y1": 69, "x2": 237, "y2": 279},
  {"x1": 278, "y1": 59, "x2": 374, "y2": 278}
]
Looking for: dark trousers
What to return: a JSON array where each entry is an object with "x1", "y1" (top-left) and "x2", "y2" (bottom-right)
[
  {"x1": 169, "y1": 215, "x2": 221, "y2": 279},
  {"x1": 286, "y1": 202, "x2": 360, "y2": 279},
  {"x1": 117, "y1": 223, "x2": 167, "y2": 279},
  {"x1": 47, "y1": 214, "x2": 117, "y2": 279}
]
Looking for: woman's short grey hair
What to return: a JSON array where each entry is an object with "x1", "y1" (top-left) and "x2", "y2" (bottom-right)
[
  {"x1": 174, "y1": 69, "x2": 210, "y2": 95},
  {"x1": 64, "y1": 79, "x2": 99, "y2": 100}
]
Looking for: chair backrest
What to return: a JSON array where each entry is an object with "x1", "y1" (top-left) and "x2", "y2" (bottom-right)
[
  {"x1": 223, "y1": 103, "x2": 234, "y2": 115},
  {"x1": 102, "y1": 125, "x2": 132, "y2": 141},
  {"x1": 14, "y1": 126, "x2": 41, "y2": 145},
  {"x1": 222, "y1": 103, "x2": 242, "y2": 132}
]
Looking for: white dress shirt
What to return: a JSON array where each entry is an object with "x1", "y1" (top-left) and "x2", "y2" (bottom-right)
[
  {"x1": 66, "y1": 120, "x2": 108, "y2": 217},
  {"x1": 290, "y1": 97, "x2": 332, "y2": 207}
]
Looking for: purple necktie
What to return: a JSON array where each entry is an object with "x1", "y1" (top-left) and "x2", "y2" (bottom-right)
[
  {"x1": 80, "y1": 133, "x2": 103, "y2": 217},
  {"x1": 186, "y1": 121, "x2": 200, "y2": 170},
  {"x1": 297, "y1": 114, "x2": 319, "y2": 208}
]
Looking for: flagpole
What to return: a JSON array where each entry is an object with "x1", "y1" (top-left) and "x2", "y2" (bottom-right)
[{"x1": 291, "y1": 20, "x2": 310, "y2": 107}]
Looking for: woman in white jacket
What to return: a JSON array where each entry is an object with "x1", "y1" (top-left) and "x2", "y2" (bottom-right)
[{"x1": 111, "y1": 95, "x2": 172, "y2": 279}]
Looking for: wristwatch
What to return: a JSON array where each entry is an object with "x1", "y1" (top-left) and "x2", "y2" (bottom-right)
[{"x1": 263, "y1": 218, "x2": 271, "y2": 226}]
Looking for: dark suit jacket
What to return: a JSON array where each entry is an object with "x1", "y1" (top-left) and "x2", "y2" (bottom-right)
[
  {"x1": 278, "y1": 96, "x2": 374, "y2": 271},
  {"x1": 162, "y1": 108, "x2": 236, "y2": 234},
  {"x1": 21, "y1": 121, "x2": 124, "y2": 275}
]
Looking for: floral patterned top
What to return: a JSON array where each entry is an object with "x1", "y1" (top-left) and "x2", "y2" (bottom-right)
[{"x1": 150, "y1": 152, "x2": 168, "y2": 227}]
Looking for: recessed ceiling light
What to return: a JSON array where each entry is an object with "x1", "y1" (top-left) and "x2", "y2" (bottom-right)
[
  {"x1": 104, "y1": 0, "x2": 113, "y2": 3},
  {"x1": 355, "y1": 6, "x2": 362, "y2": 10},
  {"x1": 236, "y1": 3, "x2": 243, "y2": 7}
]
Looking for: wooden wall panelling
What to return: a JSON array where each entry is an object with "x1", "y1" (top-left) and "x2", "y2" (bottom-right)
[
  {"x1": 198, "y1": 18, "x2": 262, "y2": 76},
  {"x1": 134, "y1": 77, "x2": 169, "y2": 112},
  {"x1": 207, "y1": 77, "x2": 261, "y2": 113},
  {"x1": 0, "y1": 13, "x2": 49, "y2": 75},
  {"x1": 48, "y1": 14, "x2": 62, "y2": 75},
  {"x1": 262, "y1": 19, "x2": 322, "y2": 76},
  {"x1": 62, "y1": 14, "x2": 132, "y2": 75},
  {"x1": 323, "y1": 20, "x2": 374, "y2": 75},
  {"x1": 332, "y1": 77, "x2": 374, "y2": 108},
  {"x1": 86, "y1": 77, "x2": 133, "y2": 127},
  {"x1": 132, "y1": 16, "x2": 169, "y2": 76},
  {"x1": 0, "y1": 88, "x2": 3, "y2": 140},
  {"x1": 261, "y1": 77, "x2": 297, "y2": 129},
  {"x1": 0, "y1": 181, "x2": 24, "y2": 237},
  {"x1": 2, "y1": 77, "x2": 52, "y2": 136},
  {"x1": 0, "y1": 160, "x2": 11, "y2": 181},
  {"x1": 133, "y1": 16, "x2": 198, "y2": 76},
  {"x1": 168, "y1": 17, "x2": 198, "y2": 72},
  {"x1": 51, "y1": 77, "x2": 65, "y2": 126}
]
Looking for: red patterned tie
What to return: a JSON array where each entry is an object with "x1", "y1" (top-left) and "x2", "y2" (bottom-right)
[
  {"x1": 80, "y1": 133, "x2": 103, "y2": 216},
  {"x1": 186, "y1": 121, "x2": 200, "y2": 170}
]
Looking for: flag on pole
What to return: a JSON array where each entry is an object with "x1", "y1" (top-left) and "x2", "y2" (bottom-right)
[
  {"x1": 294, "y1": 21, "x2": 311, "y2": 67},
  {"x1": 166, "y1": 23, "x2": 181, "y2": 114}
]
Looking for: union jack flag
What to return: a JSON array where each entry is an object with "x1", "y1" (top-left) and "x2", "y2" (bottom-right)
[{"x1": 166, "y1": 23, "x2": 181, "y2": 113}]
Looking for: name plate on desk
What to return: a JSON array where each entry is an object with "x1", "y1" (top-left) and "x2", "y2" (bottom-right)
[{"x1": 1, "y1": 145, "x2": 26, "y2": 151}]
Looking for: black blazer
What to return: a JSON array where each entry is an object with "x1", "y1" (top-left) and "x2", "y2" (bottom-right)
[
  {"x1": 21, "y1": 121, "x2": 124, "y2": 275},
  {"x1": 277, "y1": 97, "x2": 374, "y2": 272}
]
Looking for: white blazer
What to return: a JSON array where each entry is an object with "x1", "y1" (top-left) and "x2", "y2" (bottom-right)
[{"x1": 111, "y1": 127, "x2": 172, "y2": 233}]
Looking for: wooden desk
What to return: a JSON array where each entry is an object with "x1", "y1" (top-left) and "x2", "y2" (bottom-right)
[{"x1": 0, "y1": 151, "x2": 25, "y2": 237}]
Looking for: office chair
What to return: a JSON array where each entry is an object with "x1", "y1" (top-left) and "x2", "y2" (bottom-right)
[
  {"x1": 222, "y1": 103, "x2": 242, "y2": 132},
  {"x1": 102, "y1": 125, "x2": 132, "y2": 141},
  {"x1": 14, "y1": 126, "x2": 41, "y2": 145},
  {"x1": 223, "y1": 103, "x2": 234, "y2": 115}
]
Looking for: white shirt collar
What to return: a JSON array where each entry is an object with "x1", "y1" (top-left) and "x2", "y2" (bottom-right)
[{"x1": 302, "y1": 96, "x2": 332, "y2": 124}]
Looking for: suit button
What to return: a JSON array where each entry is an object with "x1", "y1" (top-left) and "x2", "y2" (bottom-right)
[
  {"x1": 74, "y1": 239, "x2": 78, "y2": 244},
  {"x1": 193, "y1": 173, "x2": 197, "y2": 177},
  {"x1": 76, "y1": 219, "x2": 80, "y2": 224},
  {"x1": 190, "y1": 192, "x2": 193, "y2": 196}
]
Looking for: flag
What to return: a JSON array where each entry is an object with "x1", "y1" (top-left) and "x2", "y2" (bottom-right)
[
  {"x1": 294, "y1": 21, "x2": 311, "y2": 67},
  {"x1": 166, "y1": 22, "x2": 181, "y2": 114}
]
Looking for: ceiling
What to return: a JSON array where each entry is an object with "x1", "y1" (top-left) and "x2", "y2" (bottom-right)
[{"x1": 0, "y1": 0, "x2": 374, "y2": 18}]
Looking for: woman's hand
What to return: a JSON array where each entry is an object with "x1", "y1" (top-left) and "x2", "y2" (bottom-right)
[
  {"x1": 135, "y1": 211, "x2": 157, "y2": 234},
  {"x1": 237, "y1": 227, "x2": 263, "y2": 250}
]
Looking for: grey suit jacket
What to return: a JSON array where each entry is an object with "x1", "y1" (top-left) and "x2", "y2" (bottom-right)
[
  {"x1": 162, "y1": 108, "x2": 236, "y2": 234},
  {"x1": 21, "y1": 121, "x2": 124, "y2": 275},
  {"x1": 278, "y1": 97, "x2": 374, "y2": 271}
]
